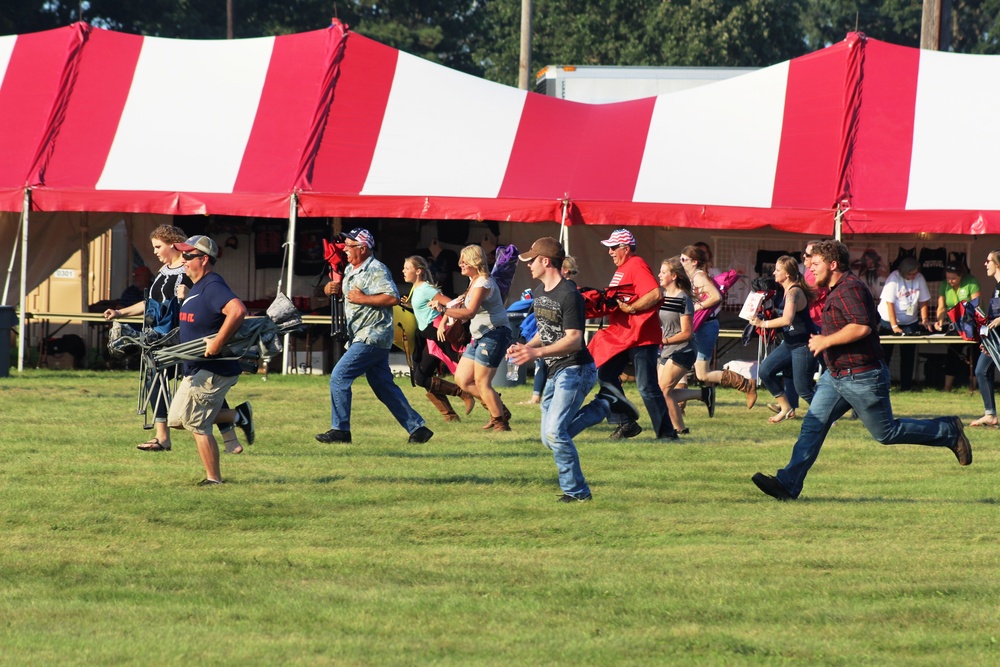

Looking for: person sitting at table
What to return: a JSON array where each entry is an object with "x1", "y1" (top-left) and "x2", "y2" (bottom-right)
[
  {"x1": 877, "y1": 257, "x2": 932, "y2": 392},
  {"x1": 934, "y1": 263, "x2": 981, "y2": 392}
]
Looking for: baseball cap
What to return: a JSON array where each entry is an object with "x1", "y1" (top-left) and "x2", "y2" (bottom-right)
[
  {"x1": 174, "y1": 235, "x2": 218, "y2": 258},
  {"x1": 600, "y1": 229, "x2": 636, "y2": 247},
  {"x1": 344, "y1": 228, "x2": 375, "y2": 249},
  {"x1": 519, "y1": 237, "x2": 565, "y2": 262}
]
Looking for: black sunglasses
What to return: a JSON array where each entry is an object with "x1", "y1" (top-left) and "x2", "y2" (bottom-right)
[{"x1": 182, "y1": 252, "x2": 205, "y2": 261}]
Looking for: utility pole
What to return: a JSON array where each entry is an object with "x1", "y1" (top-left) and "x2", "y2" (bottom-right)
[
  {"x1": 518, "y1": 0, "x2": 532, "y2": 90},
  {"x1": 921, "y1": 0, "x2": 952, "y2": 51},
  {"x1": 227, "y1": 0, "x2": 234, "y2": 39}
]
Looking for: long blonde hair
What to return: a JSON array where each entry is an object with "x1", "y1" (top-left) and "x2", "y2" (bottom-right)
[
  {"x1": 405, "y1": 255, "x2": 436, "y2": 286},
  {"x1": 460, "y1": 245, "x2": 490, "y2": 278}
]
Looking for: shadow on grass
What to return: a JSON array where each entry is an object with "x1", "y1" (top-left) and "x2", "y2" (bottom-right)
[
  {"x1": 364, "y1": 474, "x2": 548, "y2": 486},
  {"x1": 383, "y1": 450, "x2": 547, "y2": 460},
  {"x1": 741, "y1": 496, "x2": 1000, "y2": 504}
]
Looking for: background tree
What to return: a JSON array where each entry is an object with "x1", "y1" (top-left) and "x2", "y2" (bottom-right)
[
  {"x1": 4, "y1": 0, "x2": 1000, "y2": 86},
  {"x1": 474, "y1": 0, "x2": 809, "y2": 86}
]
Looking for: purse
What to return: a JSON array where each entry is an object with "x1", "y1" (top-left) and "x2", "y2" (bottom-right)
[
  {"x1": 444, "y1": 318, "x2": 470, "y2": 348},
  {"x1": 441, "y1": 290, "x2": 470, "y2": 348}
]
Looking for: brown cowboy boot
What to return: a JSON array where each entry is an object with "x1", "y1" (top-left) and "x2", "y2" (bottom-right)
[
  {"x1": 480, "y1": 398, "x2": 512, "y2": 430},
  {"x1": 425, "y1": 392, "x2": 460, "y2": 422},
  {"x1": 429, "y1": 376, "x2": 476, "y2": 415},
  {"x1": 719, "y1": 369, "x2": 758, "y2": 409}
]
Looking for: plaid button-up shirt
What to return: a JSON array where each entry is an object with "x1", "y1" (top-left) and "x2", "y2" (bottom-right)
[{"x1": 822, "y1": 271, "x2": 884, "y2": 374}]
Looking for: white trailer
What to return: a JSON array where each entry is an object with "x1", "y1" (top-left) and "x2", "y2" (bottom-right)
[{"x1": 534, "y1": 65, "x2": 757, "y2": 103}]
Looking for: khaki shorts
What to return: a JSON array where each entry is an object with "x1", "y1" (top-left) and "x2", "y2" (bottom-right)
[{"x1": 168, "y1": 370, "x2": 239, "y2": 435}]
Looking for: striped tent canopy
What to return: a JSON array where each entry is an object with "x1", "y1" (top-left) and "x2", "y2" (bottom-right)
[{"x1": 2, "y1": 22, "x2": 1000, "y2": 235}]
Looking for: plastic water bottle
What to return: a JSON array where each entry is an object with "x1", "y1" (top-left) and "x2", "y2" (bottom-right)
[{"x1": 506, "y1": 359, "x2": 520, "y2": 382}]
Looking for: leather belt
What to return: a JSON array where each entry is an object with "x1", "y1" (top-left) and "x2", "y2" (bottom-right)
[{"x1": 829, "y1": 362, "x2": 881, "y2": 378}]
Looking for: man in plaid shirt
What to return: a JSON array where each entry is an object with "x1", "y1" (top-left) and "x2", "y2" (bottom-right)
[{"x1": 752, "y1": 240, "x2": 972, "y2": 500}]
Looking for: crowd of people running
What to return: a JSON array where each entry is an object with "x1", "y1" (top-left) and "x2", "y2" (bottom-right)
[{"x1": 105, "y1": 225, "x2": 985, "y2": 498}]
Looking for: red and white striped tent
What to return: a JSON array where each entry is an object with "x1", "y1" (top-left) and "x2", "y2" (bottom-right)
[{"x1": 3, "y1": 22, "x2": 1000, "y2": 299}]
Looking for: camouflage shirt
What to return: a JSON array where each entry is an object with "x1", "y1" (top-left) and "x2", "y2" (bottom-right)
[{"x1": 343, "y1": 255, "x2": 399, "y2": 350}]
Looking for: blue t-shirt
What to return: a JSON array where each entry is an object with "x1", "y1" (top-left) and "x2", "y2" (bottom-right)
[
  {"x1": 410, "y1": 282, "x2": 441, "y2": 330},
  {"x1": 179, "y1": 271, "x2": 242, "y2": 377}
]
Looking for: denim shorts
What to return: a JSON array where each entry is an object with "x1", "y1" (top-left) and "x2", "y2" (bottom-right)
[
  {"x1": 692, "y1": 318, "x2": 720, "y2": 362},
  {"x1": 462, "y1": 326, "x2": 512, "y2": 368}
]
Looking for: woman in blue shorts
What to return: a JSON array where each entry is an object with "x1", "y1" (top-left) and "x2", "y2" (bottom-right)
[{"x1": 433, "y1": 245, "x2": 513, "y2": 431}]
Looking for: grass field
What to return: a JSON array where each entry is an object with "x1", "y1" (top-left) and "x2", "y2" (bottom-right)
[{"x1": 0, "y1": 370, "x2": 997, "y2": 666}]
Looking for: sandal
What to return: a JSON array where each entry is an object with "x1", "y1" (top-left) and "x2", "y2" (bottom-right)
[
  {"x1": 969, "y1": 416, "x2": 999, "y2": 428},
  {"x1": 768, "y1": 409, "x2": 796, "y2": 424},
  {"x1": 137, "y1": 438, "x2": 171, "y2": 451}
]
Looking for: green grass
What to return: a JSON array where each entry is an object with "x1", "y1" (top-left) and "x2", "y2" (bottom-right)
[{"x1": 0, "y1": 371, "x2": 997, "y2": 666}]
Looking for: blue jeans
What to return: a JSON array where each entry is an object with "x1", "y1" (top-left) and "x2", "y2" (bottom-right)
[
  {"x1": 598, "y1": 344, "x2": 676, "y2": 438},
  {"x1": 975, "y1": 351, "x2": 996, "y2": 415},
  {"x1": 759, "y1": 341, "x2": 817, "y2": 405},
  {"x1": 776, "y1": 363, "x2": 958, "y2": 498},
  {"x1": 532, "y1": 358, "x2": 547, "y2": 396},
  {"x1": 329, "y1": 343, "x2": 425, "y2": 434},
  {"x1": 542, "y1": 363, "x2": 602, "y2": 496}
]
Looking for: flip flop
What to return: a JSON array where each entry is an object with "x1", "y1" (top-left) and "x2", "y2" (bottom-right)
[
  {"x1": 137, "y1": 438, "x2": 171, "y2": 451},
  {"x1": 768, "y1": 409, "x2": 796, "y2": 424}
]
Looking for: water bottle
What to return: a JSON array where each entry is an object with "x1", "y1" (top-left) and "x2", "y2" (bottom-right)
[{"x1": 505, "y1": 358, "x2": 520, "y2": 382}]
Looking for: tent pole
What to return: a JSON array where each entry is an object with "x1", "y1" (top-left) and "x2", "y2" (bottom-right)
[
  {"x1": 558, "y1": 199, "x2": 570, "y2": 255},
  {"x1": 17, "y1": 189, "x2": 29, "y2": 372},
  {"x1": 281, "y1": 193, "x2": 299, "y2": 375},
  {"x1": 834, "y1": 202, "x2": 845, "y2": 241}
]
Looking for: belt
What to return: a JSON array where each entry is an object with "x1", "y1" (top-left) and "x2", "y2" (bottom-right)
[{"x1": 828, "y1": 362, "x2": 881, "y2": 378}]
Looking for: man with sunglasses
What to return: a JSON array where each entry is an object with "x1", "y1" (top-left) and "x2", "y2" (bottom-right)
[
  {"x1": 168, "y1": 235, "x2": 253, "y2": 486},
  {"x1": 589, "y1": 229, "x2": 677, "y2": 441},
  {"x1": 317, "y1": 228, "x2": 433, "y2": 445}
]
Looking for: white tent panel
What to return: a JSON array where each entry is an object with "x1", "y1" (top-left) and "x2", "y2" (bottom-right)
[
  {"x1": 633, "y1": 62, "x2": 789, "y2": 208},
  {"x1": 0, "y1": 35, "x2": 15, "y2": 84},
  {"x1": 907, "y1": 50, "x2": 1000, "y2": 210},
  {"x1": 96, "y1": 35, "x2": 274, "y2": 193},
  {"x1": 361, "y1": 51, "x2": 527, "y2": 198}
]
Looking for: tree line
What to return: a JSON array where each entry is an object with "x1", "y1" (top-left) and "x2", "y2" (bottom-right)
[{"x1": 3, "y1": 1, "x2": 1000, "y2": 86}]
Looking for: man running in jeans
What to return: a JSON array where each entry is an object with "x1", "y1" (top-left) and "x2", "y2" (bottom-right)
[
  {"x1": 752, "y1": 240, "x2": 972, "y2": 501},
  {"x1": 508, "y1": 237, "x2": 638, "y2": 502}
]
